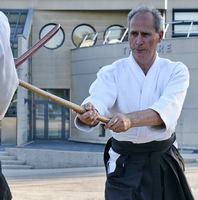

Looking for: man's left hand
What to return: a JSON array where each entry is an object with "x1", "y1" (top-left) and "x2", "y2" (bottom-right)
[{"x1": 105, "y1": 113, "x2": 131, "y2": 133}]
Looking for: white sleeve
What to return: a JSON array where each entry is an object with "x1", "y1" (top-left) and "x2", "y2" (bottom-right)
[
  {"x1": 0, "y1": 12, "x2": 19, "y2": 120},
  {"x1": 149, "y1": 63, "x2": 189, "y2": 132},
  {"x1": 74, "y1": 65, "x2": 117, "y2": 132},
  {"x1": 74, "y1": 116, "x2": 96, "y2": 132},
  {"x1": 82, "y1": 65, "x2": 117, "y2": 116}
]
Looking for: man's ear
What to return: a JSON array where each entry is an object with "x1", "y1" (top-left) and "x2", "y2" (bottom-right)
[{"x1": 158, "y1": 31, "x2": 164, "y2": 42}]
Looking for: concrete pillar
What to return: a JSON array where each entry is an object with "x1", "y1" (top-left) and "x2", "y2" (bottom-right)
[{"x1": 17, "y1": 35, "x2": 29, "y2": 146}]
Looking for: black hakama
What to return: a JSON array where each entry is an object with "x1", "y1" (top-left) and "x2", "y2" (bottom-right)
[
  {"x1": 0, "y1": 163, "x2": 12, "y2": 200},
  {"x1": 104, "y1": 134, "x2": 194, "y2": 200}
]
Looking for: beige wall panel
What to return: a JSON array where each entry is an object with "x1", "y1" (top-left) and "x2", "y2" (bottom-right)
[
  {"x1": 177, "y1": 109, "x2": 198, "y2": 133},
  {"x1": 159, "y1": 38, "x2": 198, "y2": 69},
  {"x1": 162, "y1": 54, "x2": 198, "y2": 69},
  {"x1": 32, "y1": 11, "x2": 70, "y2": 88},
  {"x1": 176, "y1": 132, "x2": 198, "y2": 147},
  {"x1": 0, "y1": 0, "x2": 166, "y2": 10},
  {"x1": 168, "y1": 0, "x2": 198, "y2": 9},
  {"x1": 176, "y1": 116, "x2": 194, "y2": 147},
  {"x1": 32, "y1": 10, "x2": 128, "y2": 88},
  {"x1": 183, "y1": 69, "x2": 198, "y2": 108},
  {"x1": 162, "y1": 38, "x2": 198, "y2": 55}
]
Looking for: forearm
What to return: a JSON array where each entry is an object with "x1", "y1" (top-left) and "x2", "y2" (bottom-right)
[
  {"x1": 127, "y1": 109, "x2": 164, "y2": 127},
  {"x1": 105, "y1": 109, "x2": 164, "y2": 133}
]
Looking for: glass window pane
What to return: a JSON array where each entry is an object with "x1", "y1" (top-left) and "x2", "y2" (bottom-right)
[
  {"x1": 8, "y1": 13, "x2": 19, "y2": 24},
  {"x1": 48, "y1": 103, "x2": 62, "y2": 139},
  {"x1": 72, "y1": 24, "x2": 96, "y2": 47},
  {"x1": 5, "y1": 93, "x2": 17, "y2": 117},
  {"x1": 46, "y1": 89, "x2": 66, "y2": 99},
  {"x1": 174, "y1": 25, "x2": 198, "y2": 34},
  {"x1": 175, "y1": 12, "x2": 198, "y2": 21},
  {"x1": 35, "y1": 104, "x2": 45, "y2": 139},
  {"x1": 104, "y1": 25, "x2": 126, "y2": 44},
  {"x1": 17, "y1": 25, "x2": 24, "y2": 34},
  {"x1": 39, "y1": 23, "x2": 65, "y2": 49},
  {"x1": 33, "y1": 89, "x2": 70, "y2": 139},
  {"x1": 19, "y1": 14, "x2": 27, "y2": 24},
  {"x1": 10, "y1": 24, "x2": 17, "y2": 32}
]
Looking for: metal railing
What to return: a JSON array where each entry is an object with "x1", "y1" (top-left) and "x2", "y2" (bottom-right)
[
  {"x1": 76, "y1": 27, "x2": 128, "y2": 48},
  {"x1": 76, "y1": 21, "x2": 198, "y2": 48},
  {"x1": 164, "y1": 20, "x2": 198, "y2": 38}
]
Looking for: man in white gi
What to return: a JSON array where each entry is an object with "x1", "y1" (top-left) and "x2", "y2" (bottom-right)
[
  {"x1": 0, "y1": 11, "x2": 19, "y2": 200},
  {"x1": 75, "y1": 5, "x2": 194, "y2": 200}
]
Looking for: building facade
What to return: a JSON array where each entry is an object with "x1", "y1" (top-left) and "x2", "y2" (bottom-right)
[{"x1": 0, "y1": 0, "x2": 198, "y2": 147}]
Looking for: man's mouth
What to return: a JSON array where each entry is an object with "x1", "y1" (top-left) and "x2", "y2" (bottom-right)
[{"x1": 134, "y1": 49, "x2": 145, "y2": 53}]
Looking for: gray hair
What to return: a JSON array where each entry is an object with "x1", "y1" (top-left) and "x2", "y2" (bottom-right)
[{"x1": 128, "y1": 5, "x2": 164, "y2": 32}]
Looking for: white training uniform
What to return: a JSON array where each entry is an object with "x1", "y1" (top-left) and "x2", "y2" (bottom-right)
[
  {"x1": 75, "y1": 53, "x2": 189, "y2": 142},
  {"x1": 75, "y1": 53, "x2": 189, "y2": 173},
  {"x1": 0, "y1": 12, "x2": 19, "y2": 120}
]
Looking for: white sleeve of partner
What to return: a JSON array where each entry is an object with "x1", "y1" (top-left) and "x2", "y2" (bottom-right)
[
  {"x1": 75, "y1": 64, "x2": 117, "y2": 132},
  {"x1": 149, "y1": 62, "x2": 189, "y2": 134},
  {"x1": 0, "y1": 12, "x2": 19, "y2": 120}
]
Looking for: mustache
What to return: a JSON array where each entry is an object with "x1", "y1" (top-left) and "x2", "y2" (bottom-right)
[{"x1": 132, "y1": 48, "x2": 145, "y2": 51}]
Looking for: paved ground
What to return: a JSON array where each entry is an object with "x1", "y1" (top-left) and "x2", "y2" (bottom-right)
[
  {"x1": 3, "y1": 165, "x2": 198, "y2": 200},
  {"x1": 4, "y1": 167, "x2": 106, "y2": 200}
]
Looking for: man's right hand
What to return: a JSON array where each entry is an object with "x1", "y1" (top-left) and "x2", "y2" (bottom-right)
[{"x1": 77, "y1": 103, "x2": 99, "y2": 126}]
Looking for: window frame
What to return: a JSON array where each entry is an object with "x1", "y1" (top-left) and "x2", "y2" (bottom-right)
[
  {"x1": 172, "y1": 9, "x2": 198, "y2": 38},
  {"x1": 103, "y1": 24, "x2": 127, "y2": 44},
  {"x1": 71, "y1": 23, "x2": 97, "y2": 48},
  {"x1": 1, "y1": 9, "x2": 29, "y2": 57},
  {"x1": 39, "y1": 23, "x2": 65, "y2": 50}
]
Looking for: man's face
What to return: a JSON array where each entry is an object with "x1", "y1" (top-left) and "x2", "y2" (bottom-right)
[{"x1": 128, "y1": 12, "x2": 163, "y2": 67}]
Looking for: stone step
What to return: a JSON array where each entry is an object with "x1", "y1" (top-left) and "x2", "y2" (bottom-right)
[
  {"x1": 182, "y1": 153, "x2": 198, "y2": 164},
  {"x1": 184, "y1": 158, "x2": 197, "y2": 164},
  {"x1": 1, "y1": 160, "x2": 25, "y2": 165},
  {"x1": 0, "y1": 151, "x2": 34, "y2": 169},
  {"x1": 2, "y1": 164, "x2": 33, "y2": 169},
  {"x1": 0, "y1": 155, "x2": 17, "y2": 160},
  {"x1": 179, "y1": 150, "x2": 194, "y2": 154},
  {"x1": 0, "y1": 152, "x2": 9, "y2": 156}
]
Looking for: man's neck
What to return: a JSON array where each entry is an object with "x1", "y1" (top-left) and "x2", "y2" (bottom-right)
[{"x1": 135, "y1": 54, "x2": 157, "y2": 75}]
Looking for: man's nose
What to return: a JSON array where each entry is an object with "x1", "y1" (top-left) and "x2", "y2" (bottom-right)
[{"x1": 136, "y1": 33, "x2": 143, "y2": 45}]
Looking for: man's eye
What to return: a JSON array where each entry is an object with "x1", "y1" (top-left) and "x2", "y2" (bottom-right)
[
  {"x1": 131, "y1": 32, "x2": 138, "y2": 37},
  {"x1": 142, "y1": 33, "x2": 150, "y2": 37}
]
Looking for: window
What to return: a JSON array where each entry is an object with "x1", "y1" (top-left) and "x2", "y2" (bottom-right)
[
  {"x1": 71, "y1": 24, "x2": 97, "y2": 47},
  {"x1": 39, "y1": 23, "x2": 65, "y2": 49},
  {"x1": 173, "y1": 9, "x2": 198, "y2": 37},
  {"x1": 1, "y1": 9, "x2": 29, "y2": 57},
  {"x1": 103, "y1": 25, "x2": 128, "y2": 44},
  {"x1": 5, "y1": 93, "x2": 17, "y2": 117},
  {"x1": 28, "y1": 89, "x2": 70, "y2": 140}
]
